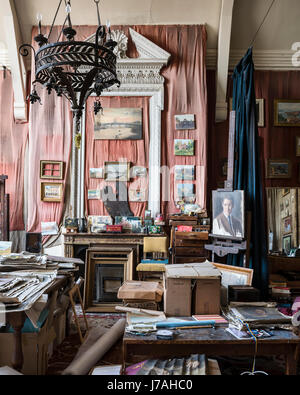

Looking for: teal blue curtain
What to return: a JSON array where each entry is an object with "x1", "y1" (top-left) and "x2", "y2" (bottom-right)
[{"x1": 228, "y1": 48, "x2": 268, "y2": 298}]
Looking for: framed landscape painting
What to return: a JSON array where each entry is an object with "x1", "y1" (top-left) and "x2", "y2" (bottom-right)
[
  {"x1": 89, "y1": 168, "x2": 103, "y2": 178},
  {"x1": 177, "y1": 183, "x2": 195, "y2": 200},
  {"x1": 94, "y1": 108, "x2": 143, "y2": 140},
  {"x1": 274, "y1": 100, "x2": 300, "y2": 126},
  {"x1": 175, "y1": 114, "x2": 196, "y2": 130},
  {"x1": 104, "y1": 161, "x2": 130, "y2": 182},
  {"x1": 175, "y1": 165, "x2": 195, "y2": 181},
  {"x1": 174, "y1": 139, "x2": 194, "y2": 156},
  {"x1": 266, "y1": 159, "x2": 291, "y2": 179}
]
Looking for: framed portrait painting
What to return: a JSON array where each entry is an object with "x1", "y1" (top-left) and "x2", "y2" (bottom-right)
[
  {"x1": 282, "y1": 235, "x2": 291, "y2": 253},
  {"x1": 212, "y1": 190, "x2": 245, "y2": 239},
  {"x1": 283, "y1": 216, "x2": 292, "y2": 235},
  {"x1": 274, "y1": 100, "x2": 300, "y2": 127}
]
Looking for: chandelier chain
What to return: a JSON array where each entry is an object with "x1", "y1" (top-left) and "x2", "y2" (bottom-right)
[
  {"x1": 48, "y1": 0, "x2": 64, "y2": 42},
  {"x1": 94, "y1": 0, "x2": 101, "y2": 26}
]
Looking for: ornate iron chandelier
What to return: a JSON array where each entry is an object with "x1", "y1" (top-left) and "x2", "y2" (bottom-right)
[{"x1": 19, "y1": 0, "x2": 120, "y2": 141}]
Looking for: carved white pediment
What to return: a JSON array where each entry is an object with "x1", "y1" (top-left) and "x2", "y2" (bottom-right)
[
  {"x1": 85, "y1": 28, "x2": 171, "y2": 90},
  {"x1": 128, "y1": 28, "x2": 171, "y2": 60}
]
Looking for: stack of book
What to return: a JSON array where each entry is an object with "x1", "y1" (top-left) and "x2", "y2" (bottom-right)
[
  {"x1": 192, "y1": 314, "x2": 229, "y2": 327},
  {"x1": 224, "y1": 304, "x2": 292, "y2": 331}
]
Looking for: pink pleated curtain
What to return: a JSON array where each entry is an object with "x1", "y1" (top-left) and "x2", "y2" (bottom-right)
[
  {"x1": 0, "y1": 70, "x2": 28, "y2": 231},
  {"x1": 26, "y1": 24, "x2": 207, "y2": 231}
]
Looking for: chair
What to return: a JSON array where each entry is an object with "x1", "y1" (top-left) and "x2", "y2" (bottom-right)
[
  {"x1": 68, "y1": 277, "x2": 89, "y2": 344},
  {"x1": 136, "y1": 237, "x2": 169, "y2": 281}
]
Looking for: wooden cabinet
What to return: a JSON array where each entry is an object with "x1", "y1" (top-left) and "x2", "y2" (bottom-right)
[
  {"x1": 172, "y1": 231, "x2": 210, "y2": 264},
  {"x1": 268, "y1": 255, "x2": 300, "y2": 274}
]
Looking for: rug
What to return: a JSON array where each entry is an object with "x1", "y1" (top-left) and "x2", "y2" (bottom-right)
[{"x1": 46, "y1": 307, "x2": 125, "y2": 375}]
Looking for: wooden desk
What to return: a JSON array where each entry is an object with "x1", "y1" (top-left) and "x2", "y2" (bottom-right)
[
  {"x1": 123, "y1": 327, "x2": 300, "y2": 375},
  {"x1": 5, "y1": 275, "x2": 70, "y2": 372}
]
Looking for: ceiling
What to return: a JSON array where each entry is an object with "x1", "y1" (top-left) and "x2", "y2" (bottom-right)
[{"x1": 5, "y1": 0, "x2": 299, "y2": 53}]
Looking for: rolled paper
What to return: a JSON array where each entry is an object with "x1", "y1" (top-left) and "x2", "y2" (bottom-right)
[
  {"x1": 156, "y1": 320, "x2": 215, "y2": 329},
  {"x1": 62, "y1": 318, "x2": 126, "y2": 375}
]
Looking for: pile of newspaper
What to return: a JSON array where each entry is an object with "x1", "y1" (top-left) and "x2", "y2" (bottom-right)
[
  {"x1": 0, "y1": 252, "x2": 48, "y2": 271},
  {"x1": 0, "y1": 252, "x2": 82, "y2": 272},
  {"x1": 0, "y1": 269, "x2": 57, "y2": 307}
]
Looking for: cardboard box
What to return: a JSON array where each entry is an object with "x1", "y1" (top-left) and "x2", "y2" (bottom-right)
[
  {"x1": 53, "y1": 310, "x2": 66, "y2": 349},
  {"x1": 164, "y1": 276, "x2": 192, "y2": 316},
  {"x1": 0, "y1": 324, "x2": 56, "y2": 375},
  {"x1": 193, "y1": 278, "x2": 221, "y2": 315},
  {"x1": 117, "y1": 281, "x2": 163, "y2": 302},
  {"x1": 164, "y1": 262, "x2": 221, "y2": 317}
]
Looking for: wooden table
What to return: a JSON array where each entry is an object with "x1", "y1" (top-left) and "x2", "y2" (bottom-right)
[
  {"x1": 123, "y1": 327, "x2": 300, "y2": 375},
  {"x1": 5, "y1": 275, "x2": 70, "y2": 372}
]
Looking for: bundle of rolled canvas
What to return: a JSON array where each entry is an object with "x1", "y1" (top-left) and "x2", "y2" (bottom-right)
[{"x1": 62, "y1": 318, "x2": 126, "y2": 375}]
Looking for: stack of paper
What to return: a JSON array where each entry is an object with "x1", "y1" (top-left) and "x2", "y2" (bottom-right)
[
  {"x1": 225, "y1": 303, "x2": 291, "y2": 330},
  {"x1": 0, "y1": 270, "x2": 57, "y2": 307},
  {"x1": 0, "y1": 253, "x2": 48, "y2": 270}
]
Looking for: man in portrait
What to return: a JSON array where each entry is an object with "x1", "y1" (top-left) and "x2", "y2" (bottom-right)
[{"x1": 213, "y1": 194, "x2": 243, "y2": 238}]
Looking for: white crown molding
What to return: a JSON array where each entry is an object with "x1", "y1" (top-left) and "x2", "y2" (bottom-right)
[
  {"x1": 0, "y1": 48, "x2": 10, "y2": 68},
  {"x1": 207, "y1": 49, "x2": 300, "y2": 71}
]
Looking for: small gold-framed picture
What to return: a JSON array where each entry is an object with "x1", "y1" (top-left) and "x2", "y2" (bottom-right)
[
  {"x1": 41, "y1": 182, "x2": 63, "y2": 202},
  {"x1": 40, "y1": 160, "x2": 64, "y2": 180},
  {"x1": 104, "y1": 161, "x2": 130, "y2": 182}
]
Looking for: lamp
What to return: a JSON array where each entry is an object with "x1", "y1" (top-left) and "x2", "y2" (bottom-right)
[{"x1": 19, "y1": 0, "x2": 120, "y2": 137}]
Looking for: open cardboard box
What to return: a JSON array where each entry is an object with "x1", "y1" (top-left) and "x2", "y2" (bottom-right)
[
  {"x1": 118, "y1": 281, "x2": 164, "y2": 302},
  {"x1": 164, "y1": 262, "x2": 221, "y2": 317}
]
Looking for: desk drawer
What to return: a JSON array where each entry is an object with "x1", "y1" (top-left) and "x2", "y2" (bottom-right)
[
  {"x1": 175, "y1": 239, "x2": 207, "y2": 247},
  {"x1": 175, "y1": 256, "x2": 208, "y2": 264},
  {"x1": 175, "y1": 247, "x2": 208, "y2": 256}
]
